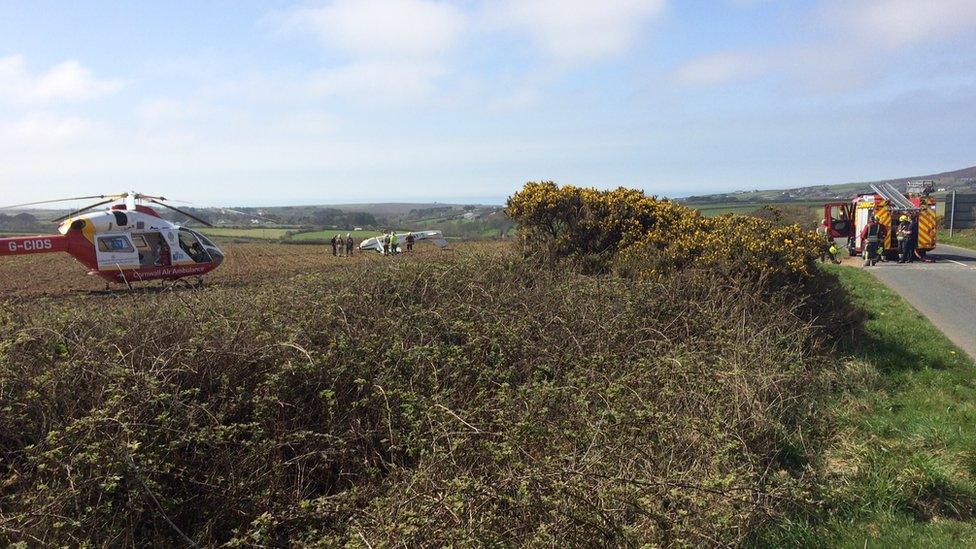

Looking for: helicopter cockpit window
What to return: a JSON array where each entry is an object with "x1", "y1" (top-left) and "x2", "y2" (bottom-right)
[
  {"x1": 97, "y1": 236, "x2": 135, "y2": 253},
  {"x1": 178, "y1": 229, "x2": 212, "y2": 263},
  {"x1": 189, "y1": 230, "x2": 217, "y2": 249}
]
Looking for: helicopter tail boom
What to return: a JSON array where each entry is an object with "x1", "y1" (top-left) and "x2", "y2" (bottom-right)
[{"x1": 0, "y1": 235, "x2": 68, "y2": 257}]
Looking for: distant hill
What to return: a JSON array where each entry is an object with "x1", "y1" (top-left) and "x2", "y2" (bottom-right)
[
  {"x1": 329, "y1": 202, "x2": 493, "y2": 216},
  {"x1": 683, "y1": 165, "x2": 976, "y2": 204}
]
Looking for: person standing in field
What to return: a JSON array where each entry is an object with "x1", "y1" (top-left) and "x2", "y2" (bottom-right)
[
  {"x1": 405, "y1": 232, "x2": 415, "y2": 252},
  {"x1": 346, "y1": 233, "x2": 354, "y2": 256},
  {"x1": 382, "y1": 233, "x2": 390, "y2": 255},
  {"x1": 330, "y1": 234, "x2": 338, "y2": 256},
  {"x1": 390, "y1": 232, "x2": 399, "y2": 254}
]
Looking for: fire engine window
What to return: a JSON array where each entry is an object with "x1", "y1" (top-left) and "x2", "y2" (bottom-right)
[{"x1": 97, "y1": 236, "x2": 135, "y2": 253}]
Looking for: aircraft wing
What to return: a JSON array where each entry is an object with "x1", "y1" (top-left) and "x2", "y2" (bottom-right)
[{"x1": 359, "y1": 230, "x2": 448, "y2": 252}]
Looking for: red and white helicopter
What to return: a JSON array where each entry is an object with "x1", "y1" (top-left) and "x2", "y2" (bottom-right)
[{"x1": 0, "y1": 192, "x2": 224, "y2": 288}]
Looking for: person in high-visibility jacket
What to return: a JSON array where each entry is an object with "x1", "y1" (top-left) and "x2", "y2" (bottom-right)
[
  {"x1": 390, "y1": 232, "x2": 399, "y2": 254},
  {"x1": 819, "y1": 231, "x2": 840, "y2": 264},
  {"x1": 896, "y1": 214, "x2": 912, "y2": 263},
  {"x1": 826, "y1": 243, "x2": 840, "y2": 264},
  {"x1": 859, "y1": 215, "x2": 887, "y2": 265}
]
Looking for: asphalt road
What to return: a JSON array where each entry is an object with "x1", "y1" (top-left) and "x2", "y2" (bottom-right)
[{"x1": 866, "y1": 244, "x2": 976, "y2": 359}]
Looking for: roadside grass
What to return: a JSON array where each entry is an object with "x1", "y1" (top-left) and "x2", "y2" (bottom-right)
[
  {"x1": 938, "y1": 230, "x2": 976, "y2": 251},
  {"x1": 757, "y1": 264, "x2": 976, "y2": 546}
]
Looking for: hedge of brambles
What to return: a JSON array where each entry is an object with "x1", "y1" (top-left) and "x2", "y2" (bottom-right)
[
  {"x1": 507, "y1": 181, "x2": 822, "y2": 282},
  {"x1": 0, "y1": 245, "x2": 850, "y2": 546}
]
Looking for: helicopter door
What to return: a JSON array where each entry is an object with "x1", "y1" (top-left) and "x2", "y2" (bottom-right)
[
  {"x1": 133, "y1": 233, "x2": 171, "y2": 268},
  {"x1": 95, "y1": 234, "x2": 140, "y2": 271}
]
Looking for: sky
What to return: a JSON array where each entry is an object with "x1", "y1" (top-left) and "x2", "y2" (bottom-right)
[{"x1": 0, "y1": 0, "x2": 974, "y2": 207}]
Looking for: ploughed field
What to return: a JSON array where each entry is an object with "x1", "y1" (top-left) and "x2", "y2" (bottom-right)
[{"x1": 0, "y1": 240, "x2": 452, "y2": 299}]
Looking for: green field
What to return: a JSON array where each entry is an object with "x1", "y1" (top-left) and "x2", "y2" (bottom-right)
[
  {"x1": 756, "y1": 264, "x2": 976, "y2": 546},
  {"x1": 198, "y1": 227, "x2": 294, "y2": 240},
  {"x1": 290, "y1": 229, "x2": 382, "y2": 241}
]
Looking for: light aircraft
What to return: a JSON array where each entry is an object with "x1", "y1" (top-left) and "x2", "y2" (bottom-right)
[
  {"x1": 359, "y1": 231, "x2": 448, "y2": 254},
  {"x1": 0, "y1": 192, "x2": 224, "y2": 288}
]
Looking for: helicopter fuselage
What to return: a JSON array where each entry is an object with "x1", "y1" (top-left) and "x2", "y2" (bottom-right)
[{"x1": 0, "y1": 205, "x2": 224, "y2": 285}]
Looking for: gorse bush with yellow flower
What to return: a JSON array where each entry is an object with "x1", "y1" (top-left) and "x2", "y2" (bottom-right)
[{"x1": 507, "y1": 181, "x2": 822, "y2": 283}]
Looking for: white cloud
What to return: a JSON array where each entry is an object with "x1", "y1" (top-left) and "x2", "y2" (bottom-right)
[
  {"x1": 0, "y1": 55, "x2": 124, "y2": 104},
  {"x1": 0, "y1": 113, "x2": 96, "y2": 146},
  {"x1": 494, "y1": 0, "x2": 666, "y2": 62},
  {"x1": 278, "y1": 0, "x2": 465, "y2": 103},
  {"x1": 309, "y1": 60, "x2": 447, "y2": 101},
  {"x1": 834, "y1": 0, "x2": 976, "y2": 50},
  {"x1": 490, "y1": 87, "x2": 542, "y2": 110},
  {"x1": 674, "y1": 0, "x2": 976, "y2": 91},
  {"x1": 279, "y1": 0, "x2": 466, "y2": 60},
  {"x1": 273, "y1": 112, "x2": 337, "y2": 136},
  {"x1": 137, "y1": 98, "x2": 207, "y2": 124},
  {"x1": 673, "y1": 51, "x2": 764, "y2": 86}
]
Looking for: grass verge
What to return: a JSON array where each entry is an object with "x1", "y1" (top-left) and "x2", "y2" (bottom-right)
[
  {"x1": 938, "y1": 230, "x2": 976, "y2": 251},
  {"x1": 755, "y1": 264, "x2": 976, "y2": 546}
]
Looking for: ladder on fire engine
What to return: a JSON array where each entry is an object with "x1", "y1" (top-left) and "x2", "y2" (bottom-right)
[{"x1": 870, "y1": 182, "x2": 920, "y2": 212}]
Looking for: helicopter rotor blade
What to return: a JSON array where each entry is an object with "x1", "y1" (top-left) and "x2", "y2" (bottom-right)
[
  {"x1": 217, "y1": 207, "x2": 278, "y2": 222},
  {"x1": 134, "y1": 193, "x2": 191, "y2": 204},
  {"x1": 133, "y1": 193, "x2": 169, "y2": 202},
  {"x1": 50, "y1": 199, "x2": 119, "y2": 223},
  {"x1": 1, "y1": 194, "x2": 126, "y2": 210},
  {"x1": 148, "y1": 199, "x2": 214, "y2": 227}
]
